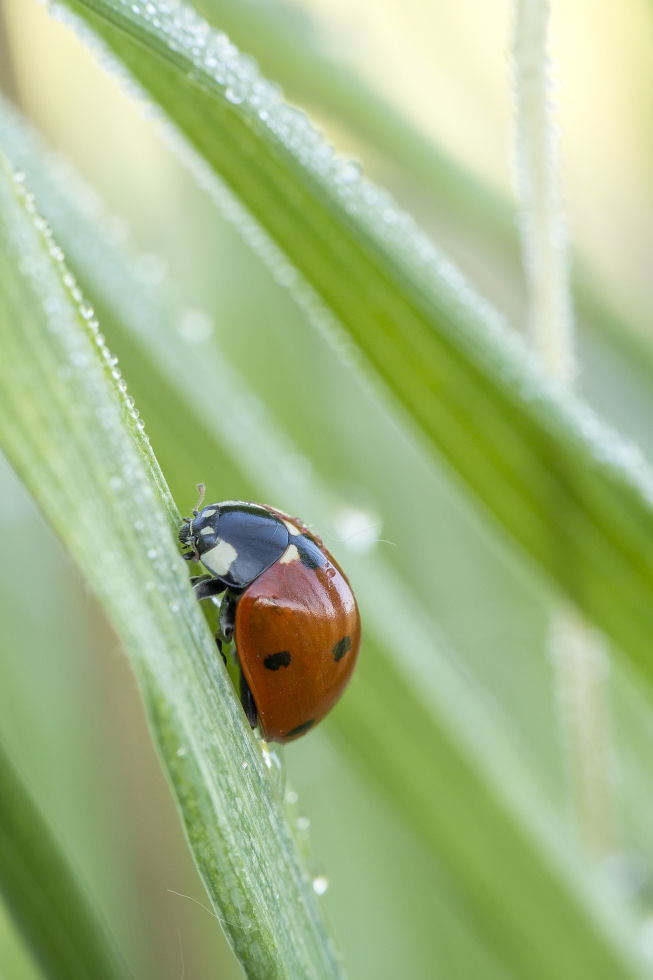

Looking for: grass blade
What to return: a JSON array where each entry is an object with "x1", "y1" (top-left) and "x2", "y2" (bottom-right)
[
  {"x1": 0, "y1": 147, "x2": 344, "y2": 980},
  {"x1": 0, "y1": 741, "x2": 129, "y2": 980}
]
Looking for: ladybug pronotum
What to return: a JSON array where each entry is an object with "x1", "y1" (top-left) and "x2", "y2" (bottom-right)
[{"x1": 179, "y1": 494, "x2": 361, "y2": 743}]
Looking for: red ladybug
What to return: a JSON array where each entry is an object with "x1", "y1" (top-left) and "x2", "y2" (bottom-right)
[{"x1": 179, "y1": 494, "x2": 361, "y2": 743}]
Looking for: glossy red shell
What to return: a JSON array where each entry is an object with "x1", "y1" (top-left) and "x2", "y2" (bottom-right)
[{"x1": 234, "y1": 515, "x2": 361, "y2": 743}]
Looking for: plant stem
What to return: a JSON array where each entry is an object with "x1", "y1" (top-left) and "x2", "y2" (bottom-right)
[
  {"x1": 512, "y1": 0, "x2": 614, "y2": 860},
  {"x1": 512, "y1": 0, "x2": 574, "y2": 383}
]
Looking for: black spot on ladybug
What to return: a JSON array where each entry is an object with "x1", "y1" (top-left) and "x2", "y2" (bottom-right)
[
  {"x1": 295, "y1": 534, "x2": 327, "y2": 570},
  {"x1": 286, "y1": 719, "x2": 315, "y2": 738},
  {"x1": 333, "y1": 636, "x2": 351, "y2": 662},
  {"x1": 264, "y1": 651, "x2": 292, "y2": 671}
]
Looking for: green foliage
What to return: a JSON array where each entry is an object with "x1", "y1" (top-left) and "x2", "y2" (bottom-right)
[{"x1": 2, "y1": 2, "x2": 653, "y2": 980}]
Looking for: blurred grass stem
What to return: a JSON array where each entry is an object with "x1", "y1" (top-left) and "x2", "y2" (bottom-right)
[
  {"x1": 512, "y1": 0, "x2": 574, "y2": 382},
  {"x1": 512, "y1": 0, "x2": 614, "y2": 860},
  {"x1": 550, "y1": 612, "x2": 614, "y2": 857}
]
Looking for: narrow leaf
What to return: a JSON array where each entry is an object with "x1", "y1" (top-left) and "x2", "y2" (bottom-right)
[
  {"x1": 0, "y1": 149, "x2": 344, "y2": 980},
  {"x1": 0, "y1": 741, "x2": 130, "y2": 980}
]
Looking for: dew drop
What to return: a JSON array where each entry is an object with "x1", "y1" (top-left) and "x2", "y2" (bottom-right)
[
  {"x1": 312, "y1": 876, "x2": 329, "y2": 896},
  {"x1": 80, "y1": 302, "x2": 94, "y2": 319},
  {"x1": 178, "y1": 308, "x2": 214, "y2": 344},
  {"x1": 297, "y1": 816, "x2": 310, "y2": 832},
  {"x1": 176, "y1": 746, "x2": 187, "y2": 758},
  {"x1": 137, "y1": 419, "x2": 146, "y2": 431}
]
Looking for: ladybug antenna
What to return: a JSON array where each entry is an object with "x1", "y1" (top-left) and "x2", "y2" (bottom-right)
[{"x1": 193, "y1": 483, "x2": 206, "y2": 517}]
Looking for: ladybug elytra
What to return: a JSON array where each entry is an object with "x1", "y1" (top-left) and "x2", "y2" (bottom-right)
[{"x1": 179, "y1": 493, "x2": 361, "y2": 743}]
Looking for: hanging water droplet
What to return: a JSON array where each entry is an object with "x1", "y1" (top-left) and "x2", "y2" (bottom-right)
[
  {"x1": 297, "y1": 816, "x2": 310, "y2": 832},
  {"x1": 137, "y1": 419, "x2": 146, "y2": 431},
  {"x1": 80, "y1": 302, "x2": 94, "y2": 320},
  {"x1": 312, "y1": 876, "x2": 329, "y2": 896}
]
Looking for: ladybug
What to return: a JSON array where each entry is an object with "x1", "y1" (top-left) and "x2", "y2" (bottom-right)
[{"x1": 179, "y1": 490, "x2": 361, "y2": 743}]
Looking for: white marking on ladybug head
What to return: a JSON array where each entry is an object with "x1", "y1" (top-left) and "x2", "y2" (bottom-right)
[
  {"x1": 202, "y1": 538, "x2": 238, "y2": 576},
  {"x1": 282, "y1": 519, "x2": 301, "y2": 536},
  {"x1": 280, "y1": 544, "x2": 300, "y2": 564},
  {"x1": 203, "y1": 508, "x2": 217, "y2": 518},
  {"x1": 200, "y1": 526, "x2": 214, "y2": 535}
]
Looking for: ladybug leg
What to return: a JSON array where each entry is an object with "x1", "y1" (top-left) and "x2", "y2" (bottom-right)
[
  {"x1": 192, "y1": 575, "x2": 227, "y2": 601},
  {"x1": 218, "y1": 590, "x2": 239, "y2": 644},
  {"x1": 215, "y1": 636, "x2": 227, "y2": 666},
  {"x1": 239, "y1": 670, "x2": 258, "y2": 729},
  {"x1": 216, "y1": 590, "x2": 257, "y2": 729}
]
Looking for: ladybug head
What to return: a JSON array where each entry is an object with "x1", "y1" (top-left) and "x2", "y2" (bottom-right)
[{"x1": 179, "y1": 502, "x2": 220, "y2": 560}]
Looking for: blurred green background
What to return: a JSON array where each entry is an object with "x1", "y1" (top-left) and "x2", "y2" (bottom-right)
[{"x1": 4, "y1": 0, "x2": 653, "y2": 977}]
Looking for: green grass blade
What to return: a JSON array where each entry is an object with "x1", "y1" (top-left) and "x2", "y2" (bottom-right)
[
  {"x1": 190, "y1": 0, "x2": 519, "y2": 263},
  {"x1": 0, "y1": 149, "x2": 344, "y2": 980},
  {"x1": 0, "y1": 741, "x2": 129, "y2": 980},
  {"x1": 50, "y1": 0, "x2": 653, "y2": 692},
  {"x1": 194, "y1": 0, "x2": 653, "y2": 419},
  {"x1": 3, "y1": 100, "x2": 652, "y2": 980}
]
